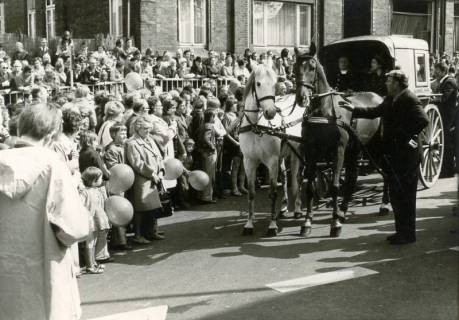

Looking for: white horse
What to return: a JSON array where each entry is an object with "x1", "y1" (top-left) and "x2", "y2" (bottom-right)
[{"x1": 239, "y1": 65, "x2": 305, "y2": 236}]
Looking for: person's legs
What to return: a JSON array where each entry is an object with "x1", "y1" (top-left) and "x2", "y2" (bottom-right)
[
  {"x1": 398, "y1": 172, "x2": 418, "y2": 241},
  {"x1": 231, "y1": 156, "x2": 242, "y2": 196},
  {"x1": 199, "y1": 152, "x2": 217, "y2": 201},
  {"x1": 95, "y1": 230, "x2": 110, "y2": 261},
  {"x1": 84, "y1": 232, "x2": 97, "y2": 269},
  {"x1": 388, "y1": 174, "x2": 402, "y2": 236},
  {"x1": 238, "y1": 155, "x2": 248, "y2": 194}
]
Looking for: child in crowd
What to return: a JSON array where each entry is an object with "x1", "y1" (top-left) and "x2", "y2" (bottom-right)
[
  {"x1": 79, "y1": 130, "x2": 110, "y2": 179},
  {"x1": 222, "y1": 97, "x2": 247, "y2": 196},
  {"x1": 176, "y1": 138, "x2": 195, "y2": 208},
  {"x1": 197, "y1": 109, "x2": 217, "y2": 204},
  {"x1": 80, "y1": 167, "x2": 111, "y2": 274},
  {"x1": 103, "y1": 122, "x2": 132, "y2": 251}
]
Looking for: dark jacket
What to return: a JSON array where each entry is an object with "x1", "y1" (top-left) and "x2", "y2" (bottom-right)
[
  {"x1": 353, "y1": 88, "x2": 428, "y2": 172},
  {"x1": 333, "y1": 70, "x2": 356, "y2": 92},
  {"x1": 197, "y1": 123, "x2": 216, "y2": 154},
  {"x1": 79, "y1": 147, "x2": 110, "y2": 180},
  {"x1": 190, "y1": 64, "x2": 207, "y2": 77},
  {"x1": 437, "y1": 75, "x2": 458, "y2": 129},
  {"x1": 81, "y1": 68, "x2": 100, "y2": 84},
  {"x1": 366, "y1": 72, "x2": 387, "y2": 97}
]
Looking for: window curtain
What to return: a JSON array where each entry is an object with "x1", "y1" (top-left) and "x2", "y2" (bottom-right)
[
  {"x1": 194, "y1": 0, "x2": 206, "y2": 44},
  {"x1": 455, "y1": 17, "x2": 459, "y2": 51},
  {"x1": 253, "y1": 1, "x2": 264, "y2": 44},
  {"x1": 267, "y1": 2, "x2": 296, "y2": 46},
  {"x1": 179, "y1": 0, "x2": 192, "y2": 43},
  {"x1": 299, "y1": 5, "x2": 310, "y2": 46},
  {"x1": 391, "y1": 13, "x2": 430, "y2": 43}
]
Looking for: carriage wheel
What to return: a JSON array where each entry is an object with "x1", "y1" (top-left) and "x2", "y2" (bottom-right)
[{"x1": 418, "y1": 104, "x2": 444, "y2": 189}]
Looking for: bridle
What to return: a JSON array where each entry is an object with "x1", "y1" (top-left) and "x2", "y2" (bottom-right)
[
  {"x1": 295, "y1": 55, "x2": 345, "y2": 121},
  {"x1": 244, "y1": 76, "x2": 276, "y2": 114}
]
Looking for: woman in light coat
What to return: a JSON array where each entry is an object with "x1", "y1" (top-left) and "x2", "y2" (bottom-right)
[
  {"x1": 125, "y1": 116, "x2": 165, "y2": 244},
  {"x1": 0, "y1": 103, "x2": 89, "y2": 320}
]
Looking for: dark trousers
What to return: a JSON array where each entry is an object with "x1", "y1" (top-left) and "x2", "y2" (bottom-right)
[{"x1": 387, "y1": 168, "x2": 418, "y2": 241}]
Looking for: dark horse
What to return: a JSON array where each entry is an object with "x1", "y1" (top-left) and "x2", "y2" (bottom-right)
[{"x1": 295, "y1": 44, "x2": 382, "y2": 237}]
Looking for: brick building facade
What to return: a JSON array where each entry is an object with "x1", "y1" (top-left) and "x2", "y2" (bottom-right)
[{"x1": 0, "y1": 0, "x2": 457, "y2": 55}]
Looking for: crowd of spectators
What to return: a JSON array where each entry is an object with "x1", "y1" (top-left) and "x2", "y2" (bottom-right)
[{"x1": 0, "y1": 31, "x2": 298, "y2": 277}]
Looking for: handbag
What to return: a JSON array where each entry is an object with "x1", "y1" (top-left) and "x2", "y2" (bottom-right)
[{"x1": 150, "y1": 180, "x2": 174, "y2": 219}]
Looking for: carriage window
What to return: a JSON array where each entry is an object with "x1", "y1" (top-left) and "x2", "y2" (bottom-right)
[
  {"x1": 252, "y1": 1, "x2": 312, "y2": 47},
  {"x1": 415, "y1": 53, "x2": 427, "y2": 85}
]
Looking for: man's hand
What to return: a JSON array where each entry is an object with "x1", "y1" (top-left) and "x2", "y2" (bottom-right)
[{"x1": 338, "y1": 100, "x2": 355, "y2": 112}]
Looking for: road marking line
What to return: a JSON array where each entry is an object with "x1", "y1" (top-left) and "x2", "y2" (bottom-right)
[
  {"x1": 266, "y1": 267, "x2": 378, "y2": 293},
  {"x1": 88, "y1": 305, "x2": 168, "y2": 320},
  {"x1": 450, "y1": 246, "x2": 459, "y2": 251}
]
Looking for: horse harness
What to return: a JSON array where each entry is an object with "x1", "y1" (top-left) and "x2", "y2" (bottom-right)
[{"x1": 239, "y1": 75, "x2": 303, "y2": 142}]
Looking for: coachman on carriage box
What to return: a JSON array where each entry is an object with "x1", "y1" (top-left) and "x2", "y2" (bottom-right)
[{"x1": 340, "y1": 70, "x2": 428, "y2": 245}]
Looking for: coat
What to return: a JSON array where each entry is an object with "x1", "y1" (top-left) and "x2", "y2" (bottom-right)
[
  {"x1": 353, "y1": 88, "x2": 429, "y2": 173},
  {"x1": 0, "y1": 146, "x2": 89, "y2": 320},
  {"x1": 437, "y1": 75, "x2": 458, "y2": 129},
  {"x1": 125, "y1": 135, "x2": 164, "y2": 212}
]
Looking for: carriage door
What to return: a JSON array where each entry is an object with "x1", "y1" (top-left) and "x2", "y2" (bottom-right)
[
  {"x1": 414, "y1": 50, "x2": 430, "y2": 96},
  {"x1": 394, "y1": 49, "x2": 415, "y2": 92}
]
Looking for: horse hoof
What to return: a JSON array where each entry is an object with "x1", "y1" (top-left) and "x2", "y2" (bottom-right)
[
  {"x1": 330, "y1": 226, "x2": 342, "y2": 238},
  {"x1": 379, "y1": 207, "x2": 390, "y2": 216},
  {"x1": 242, "y1": 228, "x2": 254, "y2": 236},
  {"x1": 300, "y1": 226, "x2": 311, "y2": 237},
  {"x1": 280, "y1": 207, "x2": 288, "y2": 215},
  {"x1": 294, "y1": 212, "x2": 303, "y2": 219},
  {"x1": 266, "y1": 228, "x2": 278, "y2": 237}
]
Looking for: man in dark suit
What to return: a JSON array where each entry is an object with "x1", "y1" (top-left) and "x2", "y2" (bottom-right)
[
  {"x1": 332, "y1": 56, "x2": 356, "y2": 92},
  {"x1": 81, "y1": 58, "x2": 100, "y2": 84},
  {"x1": 433, "y1": 62, "x2": 458, "y2": 177},
  {"x1": 340, "y1": 70, "x2": 429, "y2": 245}
]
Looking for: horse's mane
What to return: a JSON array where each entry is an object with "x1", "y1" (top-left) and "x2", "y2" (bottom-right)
[
  {"x1": 314, "y1": 59, "x2": 331, "y2": 90},
  {"x1": 244, "y1": 64, "x2": 277, "y2": 100}
]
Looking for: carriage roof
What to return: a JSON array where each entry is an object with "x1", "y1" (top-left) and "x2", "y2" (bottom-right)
[{"x1": 324, "y1": 36, "x2": 429, "y2": 58}]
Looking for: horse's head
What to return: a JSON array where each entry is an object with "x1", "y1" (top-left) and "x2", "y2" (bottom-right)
[
  {"x1": 245, "y1": 64, "x2": 278, "y2": 120},
  {"x1": 294, "y1": 43, "x2": 325, "y2": 108}
]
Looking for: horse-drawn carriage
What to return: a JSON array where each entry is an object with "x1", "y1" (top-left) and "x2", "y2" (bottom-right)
[
  {"x1": 238, "y1": 36, "x2": 444, "y2": 238},
  {"x1": 320, "y1": 35, "x2": 444, "y2": 188}
]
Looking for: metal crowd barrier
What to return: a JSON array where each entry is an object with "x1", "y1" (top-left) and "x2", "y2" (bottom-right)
[{"x1": 0, "y1": 78, "x2": 232, "y2": 105}]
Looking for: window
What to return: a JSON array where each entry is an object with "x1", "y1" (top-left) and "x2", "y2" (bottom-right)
[
  {"x1": 46, "y1": 0, "x2": 55, "y2": 38},
  {"x1": 178, "y1": 0, "x2": 207, "y2": 45},
  {"x1": 415, "y1": 52, "x2": 428, "y2": 85},
  {"x1": 391, "y1": 0, "x2": 434, "y2": 46},
  {"x1": 27, "y1": 0, "x2": 36, "y2": 38},
  {"x1": 109, "y1": 0, "x2": 123, "y2": 36},
  {"x1": 454, "y1": 3, "x2": 459, "y2": 51},
  {"x1": 253, "y1": 1, "x2": 312, "y2": 47},
  {"x1": 0, "y1": 3, "x2": 5, "y2": 35}
]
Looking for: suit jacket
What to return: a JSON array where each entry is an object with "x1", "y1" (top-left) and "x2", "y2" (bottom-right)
[
  {"x1": 81, "y1": 68, "x2": 100, "y2": 84},
  {"x1": 125, "y1": 135, "x2": 164, "y2": 211},
  {"x1": 333, "y1": 70, "x2": 356, "y2": 92},
  {"x1": 438, "y1": 76, "x2": 458, "y2": 129},
  {"x1": 353, "y1": 88, "x2": 428, "y2": 172}
]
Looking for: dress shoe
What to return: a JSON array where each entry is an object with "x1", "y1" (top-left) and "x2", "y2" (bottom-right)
[
  {"x1": 389, "y1": 236, "x2": 416, "y2": 245},
  {"x1": 132, "y1": 236, "x2": 151, "y2": 245},
  {"x1": 386, "y1": 233, "x2": 398, "y2": 241},
  {"x1": 146, "y1": 233, "x2": 165, "y2": 240},
  {"x1": 97, "y1": 257, "x2": 115, "y2": 264},
  {"x1": 199, "y1": 199, "x2": 217, "y2": 204},
  {"x1": 111, "y1": 244, "x2": 133, "y2": 251}
]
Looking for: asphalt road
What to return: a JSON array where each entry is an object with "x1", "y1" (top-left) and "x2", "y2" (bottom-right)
[{"x1": 79, "y1": 175, "x2": 458, "y2": 320}]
